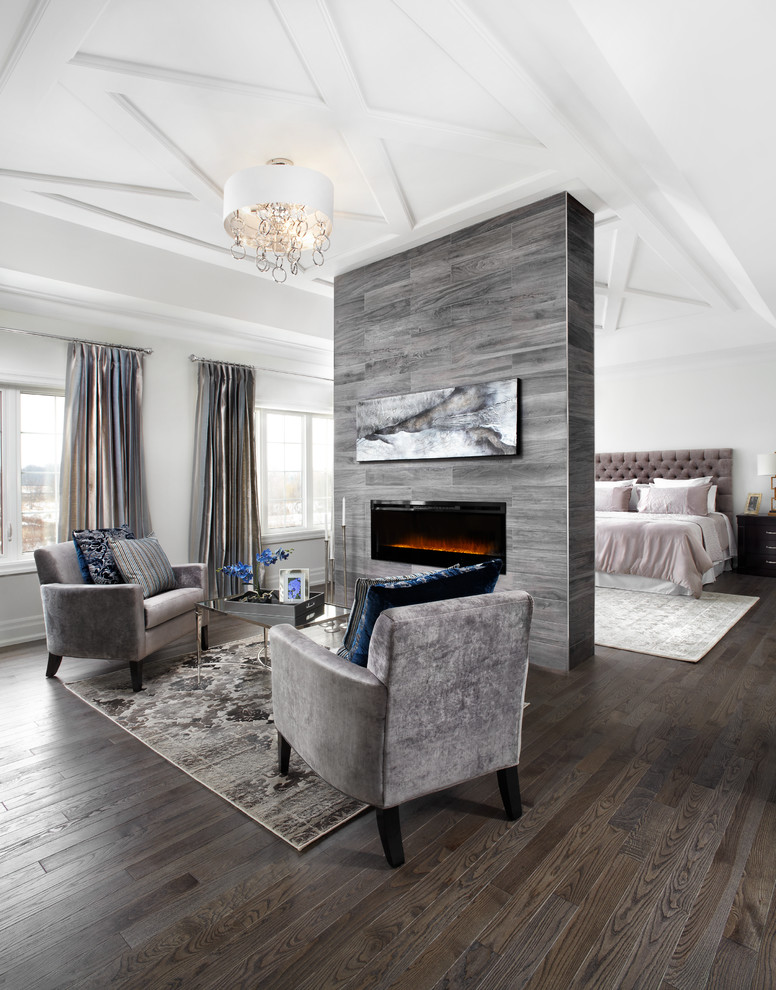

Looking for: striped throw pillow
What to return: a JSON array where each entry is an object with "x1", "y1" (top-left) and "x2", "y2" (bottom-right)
[
  {"x1": 340, "y1": 573, "x2": 416, "y2": 657},
  {"x1": 107, "y1": 536, "x2": 176, "y2": 598}
]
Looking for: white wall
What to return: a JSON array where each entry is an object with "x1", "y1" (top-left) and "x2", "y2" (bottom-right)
[
  {"x1": 0, "y1": 308, "x2": 333, "y2": 646},
  {"x1": 595, "y1": 346, "x2": 776, "y2": 518}
]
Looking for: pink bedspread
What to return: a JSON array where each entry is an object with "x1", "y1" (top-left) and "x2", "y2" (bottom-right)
[{"x1": 595, "y1": 514, "x2": 715, "y2": 598}]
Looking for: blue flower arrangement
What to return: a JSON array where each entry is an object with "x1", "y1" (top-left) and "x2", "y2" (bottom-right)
[
  {"x1": 257, "y1": 546, "x2": 293, "y2": 567},
  {"x1": 219, "y1": 546, "x2": 293, "y2": 590}
]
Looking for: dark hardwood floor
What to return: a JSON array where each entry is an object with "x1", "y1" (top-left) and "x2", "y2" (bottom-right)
[{"x1": 1, "y1": 570, "x2": 775, "y2": 989}]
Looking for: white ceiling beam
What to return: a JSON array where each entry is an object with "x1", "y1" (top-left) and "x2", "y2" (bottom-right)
[
  {"x1": 397, "y1": 0, "x2": 739, "y2": 316},
  {"x1": 36, "y1": 191, "x2": 224, "y2": 253},
  {"x1": 58, "y1": 79, "x2": 223, "y2": 211},
  {"x1": 538, "y1": 0, "x2": 776, "y2": 329},
  {"x1": 68, "y1": 50, "x2": 548, "y2": 167},
  {"x1": 272, "y1": 0, "x2": 367, "y2": 116},
  {"x1": 0, "y1": 0, "x2": 110, "y2": 139},
  {"x1": 341, "y1": 130, "x2": 415, "y2": 232},
  {"x1": 594, "y1": 282, "x2": 710, "y2": 310},
  {"x1": 358, "y1": 110, "x2": 550, "y2": 167},
  {"x1": 68, "y1": 51, "x2": 325, "y2": 109},
  {"x1": 273, "y1": 0, "x2": 414, "y2": 233},
  {"x1": 0, "y1": 179, "x2": 239, "y2": 278},
  {"x1": 601, "y1": 226, "x2": 637, "y2": 334},
  {"x1": 63, "y1": 53, "x2": 331, "y2": 125},
  {"x1": 623, "y1": 286, "x2": 710, "y2": 309},
  {"x1": 0, "y1": 167, "x2": 192, "y2": 199}
]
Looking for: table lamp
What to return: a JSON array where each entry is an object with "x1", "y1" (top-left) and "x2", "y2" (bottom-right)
[{"x1": 757, "y1": 452, "x2": 776, "y2": 515}]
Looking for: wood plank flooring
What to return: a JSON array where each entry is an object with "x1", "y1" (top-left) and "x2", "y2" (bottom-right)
[{"x1": 1, "y1": 570, "x2": 775, "y2": 989}]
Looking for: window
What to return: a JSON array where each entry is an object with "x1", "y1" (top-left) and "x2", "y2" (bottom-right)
[
  {"x1": 0, "y1": 386, "x2": 65, "y2": 566},
  {"x1": 258, "y1": 410, "x2": 333, "y2": 533}
]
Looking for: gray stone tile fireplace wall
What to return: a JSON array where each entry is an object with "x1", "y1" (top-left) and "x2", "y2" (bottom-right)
[{"x1": 333, "y1": 192, "x2": 594, "y2": 671}]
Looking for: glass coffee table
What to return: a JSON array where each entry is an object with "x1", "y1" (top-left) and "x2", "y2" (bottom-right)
[{"x1": 195, "y1": 597, "x2": 350, "y2": 682}]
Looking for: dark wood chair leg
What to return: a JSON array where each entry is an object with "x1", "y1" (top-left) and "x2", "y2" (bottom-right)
[
  {"x1": 278, "y1": 732, "x2": 291, "y2": 774},
  {"x1": 200, "y1": 623, "x2": 209, "y2": 651},
  {"x1": 129, "y1": 661, "x2": 143, "y2": 692},
  {"x1": 376, "y1": 806, "x2": 405, "y2": 868},
  {"x1": 45, "y1": 653, "x2": 63, "y2": 678},
  {"x1": 497, "y1": 766, "x2": 522, "y2": 820}
]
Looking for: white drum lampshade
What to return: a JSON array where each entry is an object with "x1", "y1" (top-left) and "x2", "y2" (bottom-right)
[{"x1": 223, "y1": 160, "x2": 333, "y2": 283}]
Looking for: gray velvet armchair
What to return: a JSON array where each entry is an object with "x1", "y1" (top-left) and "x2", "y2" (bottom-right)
[
  {"x1": 34, "y1": 541, "x2": 207, "y2": 692},
  {"x1": 270, "y1": 589, "x2": 533, "y2": 867}
]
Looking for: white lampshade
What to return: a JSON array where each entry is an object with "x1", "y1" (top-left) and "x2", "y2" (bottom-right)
[
  {"x1": 224, "y1": 165, "x2": 332, "y2": 231},
  {"x1": 223, "y1": 161, "x2": 334, "y2": 282},
  {"x1": 757, "y1": 452, "x2": 776, "y2": 475}
]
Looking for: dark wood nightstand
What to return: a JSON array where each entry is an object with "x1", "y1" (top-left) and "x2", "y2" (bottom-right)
[{"x1": 736, "y1": 514, "x2": 776, "y2": 577}]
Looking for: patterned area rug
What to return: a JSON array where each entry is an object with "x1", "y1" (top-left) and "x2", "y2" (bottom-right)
[
  {"x1": 63, "y1": 636, "x2": 367, "y2": 849},
  {"x1": 595, "y1": 588, "x2": 759, "y2": 662}
]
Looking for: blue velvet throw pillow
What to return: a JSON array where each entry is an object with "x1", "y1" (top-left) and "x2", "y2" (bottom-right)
[
  {"x1": 347, "y1": 559, "x2": 502, "y2": 668},
  {"x1": 338, "y1": 567, "x2": 462, "y2": 663},
  {"x1": 72, "y1": 524, "x2": 135, "y2": 584}
]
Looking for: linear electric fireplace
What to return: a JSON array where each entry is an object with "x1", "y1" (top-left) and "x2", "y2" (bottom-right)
[{"x1": 371, "y1": 500, "x2": 507, "y2": 573}]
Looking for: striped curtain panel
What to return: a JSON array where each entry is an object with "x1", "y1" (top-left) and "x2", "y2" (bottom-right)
[
  {"x1": 189, "y1": 361, "x2": 261, "y2": 596},
  {"x1": 58, "y1": 342, "x2": 152, "y2": 540}
]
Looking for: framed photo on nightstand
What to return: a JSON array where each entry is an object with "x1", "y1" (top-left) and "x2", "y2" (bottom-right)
[
  {"x1": 744, "y1": 493, "x2": 762, "y2": 515},
  {"x1": 280, "y1": 568, "x2": 309, "y2": 603}
]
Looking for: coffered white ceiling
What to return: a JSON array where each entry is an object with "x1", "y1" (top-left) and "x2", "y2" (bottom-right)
[{"x1": 1, "y1": 0, "x2": 774, "y2": 366}]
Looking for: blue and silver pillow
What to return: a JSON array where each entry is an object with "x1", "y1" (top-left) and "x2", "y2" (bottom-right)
[
  {"x1": 72, "y1": 524, "x2": 135, "y2": 584},
  {"x1": 107, "y1": 536, "x2": 176, "y2": 598},
  {"x1": 345, "y1": 559, "x2": 502, "y2": 667}
]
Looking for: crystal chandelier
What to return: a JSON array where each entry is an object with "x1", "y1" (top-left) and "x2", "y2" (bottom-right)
[{"x1": 223, "y1": 159, "x2": 334, "y2": 283}]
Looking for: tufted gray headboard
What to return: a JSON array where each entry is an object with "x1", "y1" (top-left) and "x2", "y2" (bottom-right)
[{"x1": 595, "y1": 449, "x2": 734, "y2": 523}]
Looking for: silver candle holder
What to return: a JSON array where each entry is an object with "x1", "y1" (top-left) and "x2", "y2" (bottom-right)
[
  {"x1": 342, "y1": 521, "x2": 348, "y2": 607},
  {"x1": 323, "y1": 536, "x2": 336, "y2": 603}
]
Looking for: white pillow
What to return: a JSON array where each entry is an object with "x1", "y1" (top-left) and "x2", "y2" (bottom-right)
[
  {"x1": 651, "y1": 477, "x2": 717, "y2": 511},
  {"x1": 638, "y1": 484, "x2": 711, "y2": 517},
  {"x1": 595, "y1": 486, "x2": 631, "y2": 512},
  {"x1": 595, "y1": 480, "x2": 634, "y2": 488},
  {"x1": 652, "y1": 477, "x2": 713, "y2": 487}
]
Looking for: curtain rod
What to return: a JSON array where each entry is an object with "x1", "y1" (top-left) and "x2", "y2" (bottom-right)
[
  {"x1": 189, "y1": 354, "x2": 332, "y2": 382},
  {"x1": 0, "y1": 325, "x2": 153, "y2": 354},
  {"x1": 189, "y1": 354, "x2": 254, "y2": 371}
]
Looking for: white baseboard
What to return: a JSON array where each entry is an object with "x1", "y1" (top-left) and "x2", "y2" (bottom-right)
[{"x1": 0, "y1": 614, "x2": 45, "y2": 648}]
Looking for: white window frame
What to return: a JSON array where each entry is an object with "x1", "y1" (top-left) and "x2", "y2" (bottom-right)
[
  {"x1": 257, "y1": 408, "x2": 333, "y2": 538},
  {"x1": 0, "y1": 375, "x2": 65, "y2": 575}
]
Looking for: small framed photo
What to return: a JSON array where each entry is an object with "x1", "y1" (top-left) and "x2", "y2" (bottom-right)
[
  {"x1": 280, "y1": 568, "x2": 309, "y2": 603},
  {"x1": 744, "y1": 492, "x2": 762, "y2": 515}
]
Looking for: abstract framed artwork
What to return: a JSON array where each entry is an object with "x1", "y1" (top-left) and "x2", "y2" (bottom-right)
[{"x1": 356, "y1": 378, "x2": 519, "y2": 462}]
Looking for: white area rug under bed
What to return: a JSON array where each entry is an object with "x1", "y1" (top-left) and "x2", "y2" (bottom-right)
[{"x1": 595, "y1": 588, "x2": 759, "y2": 662}]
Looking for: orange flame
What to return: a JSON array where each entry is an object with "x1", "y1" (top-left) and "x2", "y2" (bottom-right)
[{"x1": 388, "y1": 536, "x2": 499, "y2": 555}]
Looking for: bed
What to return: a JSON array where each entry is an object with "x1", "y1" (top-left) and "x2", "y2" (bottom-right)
[{"x1": 595, "y1": 449, "x2": 737, "y2": 598}]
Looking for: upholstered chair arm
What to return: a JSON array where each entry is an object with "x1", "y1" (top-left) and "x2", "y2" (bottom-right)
[
  {"x1": 40, "y1": 583, "x2": 145, "y2": 662},
  {"x1": 270, "y1": 624, "x2": 388, "y2": 807},
  {"x1": 172, "y1": 562, "x2": 207, "y2": 591},
  {"x1": 367, "y1": 590, "x2": 533, "y2": 808}
]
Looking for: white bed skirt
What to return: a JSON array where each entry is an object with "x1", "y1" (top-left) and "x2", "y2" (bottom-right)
[{"x1": 595, "y1": 557, "x2": 734, "y2": 597}]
